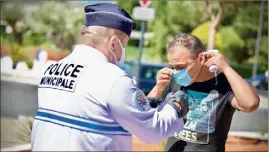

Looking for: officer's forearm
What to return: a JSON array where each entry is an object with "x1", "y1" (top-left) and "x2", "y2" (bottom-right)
[
  {"x1": 148, "y1": 91, "x2": 189, "y2": 118},
  {"x1": 147, "y1": 85, "x2": 164, "y2": 98}
]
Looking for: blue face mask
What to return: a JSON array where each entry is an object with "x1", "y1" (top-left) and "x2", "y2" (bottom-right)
[
  {"x1": 172, "y1": 69, "x2": 193, "y2": 87},
  {"x1": 172, "y1": 61, "x2": 202, "y2": 87}
]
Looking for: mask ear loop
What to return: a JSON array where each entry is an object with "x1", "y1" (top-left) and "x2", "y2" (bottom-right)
[
  {"x1": 187, "y1": 60, "x2": 203, "y2": 84},
  {"x1": 116, "y1": 38, "x2": 124, "y2": 58},
  {"x1": 109, "y1": 43, "x2": 118, "y2": 64},
  {"x1": 117, "y1": 38, "x2": 124, "y2": 49},
  {"x1": 110, "y1": 51, "x2": 117, "y2": 64}
]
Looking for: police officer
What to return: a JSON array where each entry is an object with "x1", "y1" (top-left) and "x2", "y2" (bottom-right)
[{"x1": 31, "y1": 3, "x2": 188, "y2": 151}]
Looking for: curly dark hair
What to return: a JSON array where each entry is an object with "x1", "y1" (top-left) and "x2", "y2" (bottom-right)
[{"x1": 167, "y1": 33, "x2": 206, "y2": 58}]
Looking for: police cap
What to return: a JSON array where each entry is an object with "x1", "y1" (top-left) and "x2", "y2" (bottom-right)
[{"x1": 84, "y1": 3, "x2": 136, "y2": 36}]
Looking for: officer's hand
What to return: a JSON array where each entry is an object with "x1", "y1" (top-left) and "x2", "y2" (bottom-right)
[
  {"x1": 156, "y1": 68, "x2": 173, "y2": 91},
  {"x1": 165, "y1": 91, "x2": 189, "y2": 118}
]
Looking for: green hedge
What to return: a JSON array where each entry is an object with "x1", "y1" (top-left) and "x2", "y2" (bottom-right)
[{"x1": 230, "y1": 62, "x2": 265, "y2": 78}]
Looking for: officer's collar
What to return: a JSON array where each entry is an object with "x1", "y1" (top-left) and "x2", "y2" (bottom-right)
[{"x1": 72, "y1": 44, "x2": 109, "y2": 63}]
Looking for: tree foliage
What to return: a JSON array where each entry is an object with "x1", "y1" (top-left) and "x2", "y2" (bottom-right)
[
  {"x1": 144, "y1": 0, "x2": 267, "y2": 70},
  {"x1": 231, "y1": 1, "x2": 268, "y2": 70},
  {"x1": 1, "y1": 1, "x2": 84, "y2": 49},
  {"x1": 1, "y1": 1, "x2": 268, "y2": 72},
  {"x1": 191, "y1": 22, "x2": 222, "y2": 51},
  {"x1": 25, "y1": 1, "x2": 84, "y2": 49},
  {"x1": 256, "y1": 36, "x2": 268, "y2": 70},
  {"x1": 204, "y1": 0, "x2": 225, "y2": 50},
  {"x1": 219, "y1": 27, "x2": 245, "y2": 62},
  {"x1": 0, "y1": 2, "x2": 27, "y2": 44},
  {"x1": 147, "y1": 1, "x2": 206, "y2": 62}
]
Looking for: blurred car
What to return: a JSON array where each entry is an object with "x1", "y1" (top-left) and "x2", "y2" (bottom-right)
[
  {"x1": 246, "y1": 73, "x2": 268, "y2": 91},
  {"x1": 123, "y1": 60, "x2": 170, "y2": 95}
]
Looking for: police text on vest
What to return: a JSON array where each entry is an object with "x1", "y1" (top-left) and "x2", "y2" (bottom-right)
[{"x1": 39, "y1": 63, "x2": 85, "y2": 92}]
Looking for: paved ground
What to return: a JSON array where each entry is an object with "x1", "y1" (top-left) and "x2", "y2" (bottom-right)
[
  {"x1": 132, "y1": 135, "x2": 268, "y2": 151},
  {"x1": 1, "y1": 80, "x2": 38, "y2": 118},
  {"x1": 225, "y1": 136, "x2": 268, "y2": 151},
  {"x1": 1, "y1": 117, "x2": 32, "y2": 149},
  {"x1": 230, "y1": 109, "x2": 268, "y2": 133}
]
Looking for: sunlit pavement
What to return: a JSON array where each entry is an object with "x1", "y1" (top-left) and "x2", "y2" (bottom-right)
[{"x1": 132, "y1": 135, "x2": 268, "y2": 151}]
